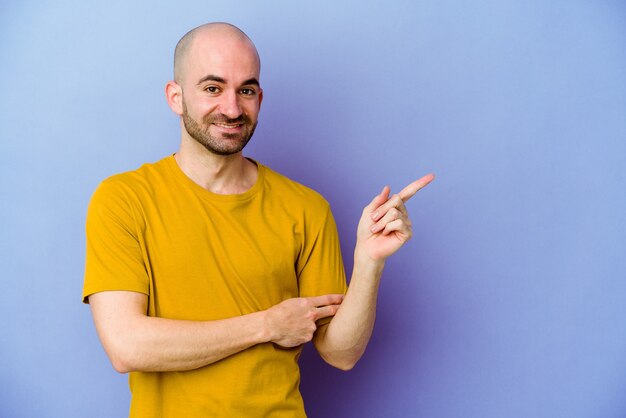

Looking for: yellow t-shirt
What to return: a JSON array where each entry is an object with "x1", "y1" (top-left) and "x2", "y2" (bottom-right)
[{"x1": 83, "y1": 155, "x2": 347, "y2": 418}]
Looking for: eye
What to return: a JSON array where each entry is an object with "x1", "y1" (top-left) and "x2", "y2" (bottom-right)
[
  {"x1": 205, "y1": 85, "x2": 220, "y2": 94},
  {"x1": 240, "y1": 88, "x2": 256, "y2": 96}
]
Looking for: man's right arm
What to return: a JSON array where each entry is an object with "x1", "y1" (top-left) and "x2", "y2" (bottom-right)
[{"x1": 89, "y1": 290, "x2": 343, "y2": 373}]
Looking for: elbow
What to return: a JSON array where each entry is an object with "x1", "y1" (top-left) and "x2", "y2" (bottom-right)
[
  {"x1": 104, "y1": 339, "x2": 141, "y2": 374},
  {"x1": 111, "y1": 357, "x2": 132, "y2": 374},
  {"x1": 108, "y1": 349, "x2": 136, "y2": 374},
  {"x1": 320, "y1": 349, "x2": 363, "y2": 371},
  {"x1": 333, "y1": 360, "x2": 357, "y2": 372},
  {"x1": 313, "y1": 327, "x2": 367, "y2": 371}
]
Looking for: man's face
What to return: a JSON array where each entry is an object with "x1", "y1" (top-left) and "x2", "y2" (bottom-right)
[{"x1": 179, "y1": 35, "x2": 262, "y2": 156}]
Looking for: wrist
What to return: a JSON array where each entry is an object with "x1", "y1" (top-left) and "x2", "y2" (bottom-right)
[
  {"x1": 254, "y1": 310, "x2": 273, "y2": 344},
  {"x1": 353, "y1": 247, "x2": 385, "y2": 275}
]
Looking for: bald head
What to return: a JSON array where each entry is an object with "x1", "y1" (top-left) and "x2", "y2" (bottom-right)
[{"x1": 173, "y1": 22, "x2": 260, "y2": 84}]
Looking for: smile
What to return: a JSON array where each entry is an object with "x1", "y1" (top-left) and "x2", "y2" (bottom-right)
[{"x1": 213, "y1": 123, "x2": 243, "y2": 129}]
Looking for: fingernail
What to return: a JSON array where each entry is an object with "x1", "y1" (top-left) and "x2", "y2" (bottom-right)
[
  {"x1": 371, "y1": 211, "x2": 378, "y2": 220},
  {"x1": 370, "y1": 224, "x2": 378, "y2": 232}
]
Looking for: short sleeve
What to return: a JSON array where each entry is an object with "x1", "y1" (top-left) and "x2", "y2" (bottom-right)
[
  {"x1": 296, "y1": 205, "x2": 348, "y2": 325},
  {"x1": 82, "y1": 180, "x2": 150, "y2": 303}
]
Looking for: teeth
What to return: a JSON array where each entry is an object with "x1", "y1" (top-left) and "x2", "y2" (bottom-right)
[{"x1": 215, "y1": 123, "x2": 240, "y2": 128}]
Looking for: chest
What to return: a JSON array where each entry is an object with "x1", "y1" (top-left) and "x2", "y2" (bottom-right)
[{"x1": 138, "y1": 192, "x2": 303, "y2": 320}]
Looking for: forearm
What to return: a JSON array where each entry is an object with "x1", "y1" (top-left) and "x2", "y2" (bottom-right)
[
  {"x1": 314, "y1": 248, "x2": 385, "y2": 370},
  {"x1": 111, "y1": 313, "x2": 269, "y2": 373},
  {"x1": 89, "y1": 291, "x2": 270, "y2": 373}
]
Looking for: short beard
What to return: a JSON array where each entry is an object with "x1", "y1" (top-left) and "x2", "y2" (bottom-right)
[{"x1": 181, "y1": 100, "x2": 257, "y2": 156}]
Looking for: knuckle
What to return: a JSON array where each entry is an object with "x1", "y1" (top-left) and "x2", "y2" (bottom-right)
[{"x1": 305, "y1": 327, "x2": 316, "y2": 340}]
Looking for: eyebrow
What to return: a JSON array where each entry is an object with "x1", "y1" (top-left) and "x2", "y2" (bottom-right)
[
  {"x1": 196, "y1": 74, "x2": 260, "y2": 87},
  {"x1": 241, "y1": 78, "x2": 260, "y2": 87},
  {"x1": 196, "y1": 74, "x2": 225, "y2": 86}
]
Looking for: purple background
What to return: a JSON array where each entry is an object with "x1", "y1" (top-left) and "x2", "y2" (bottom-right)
[{"x1": 1, "y1": 1, "x2": 625, "y2": 417}]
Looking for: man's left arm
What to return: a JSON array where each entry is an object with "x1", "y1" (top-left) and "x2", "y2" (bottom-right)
[{"x1": 313, "y1": 174, "x2": 435, "y2": 370}]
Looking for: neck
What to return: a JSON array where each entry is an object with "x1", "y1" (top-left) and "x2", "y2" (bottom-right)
[{"x1": 174, "y1": 136, "x2": 257, "y2": 194}]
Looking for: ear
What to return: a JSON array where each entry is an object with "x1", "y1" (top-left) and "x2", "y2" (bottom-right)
[
  {"x1": 165, "y1": 81, "x2": 183, "y2": 115},
  {"x1": 258, "y1": 87, "x2": 263, "y2": 109}
]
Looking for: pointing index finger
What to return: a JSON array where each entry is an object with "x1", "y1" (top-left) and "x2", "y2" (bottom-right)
[{"x1": 398, "y1": 173, "x2": 435, "y2": 203}]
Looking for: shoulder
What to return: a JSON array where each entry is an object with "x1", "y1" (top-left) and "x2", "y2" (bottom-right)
[
  {"x1": 91, "y1": 156, "x2": 171, "y2": 204},
  {"x1": 260, "y1": 164, "x2": 330, "y2": 213},
  {"x1": 87, "y1": 158, "x2": 173, "y2": 230}
]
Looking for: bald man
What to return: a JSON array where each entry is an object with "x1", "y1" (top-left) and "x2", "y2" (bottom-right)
[{"x1": 83, "y1": 22, "x2": 433, "y2": 417}]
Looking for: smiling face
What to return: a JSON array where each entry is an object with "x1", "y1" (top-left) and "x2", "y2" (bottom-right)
[{"x1": 170, "y1": 24, "x2": 263, "y2": 156}]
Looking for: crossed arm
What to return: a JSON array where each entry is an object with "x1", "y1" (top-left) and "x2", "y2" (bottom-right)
[{"x1": 89, "y1": 174, "x2": 434, "y2": 373}]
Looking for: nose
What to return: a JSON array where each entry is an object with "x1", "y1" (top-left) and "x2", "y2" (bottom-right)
[{"x1": 219, "y1": 89, "x2": 243, "y2": 119}]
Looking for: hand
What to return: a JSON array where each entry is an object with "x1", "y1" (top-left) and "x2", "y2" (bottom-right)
[
  {"x1": 357, "y1": 174, "x2": 435, "y2": 261},
  {"x1": 264, "y1": 294, "x2": 344, "y2": 347}
]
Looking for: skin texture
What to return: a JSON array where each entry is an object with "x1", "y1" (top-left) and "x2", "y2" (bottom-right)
[{"x1": 88, "y1": 22, "x2": 435, "y2": 374}]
